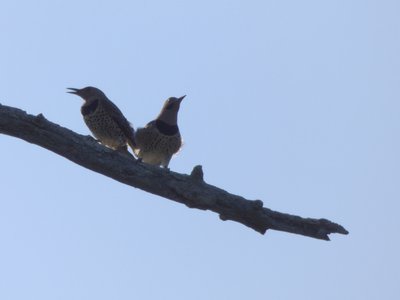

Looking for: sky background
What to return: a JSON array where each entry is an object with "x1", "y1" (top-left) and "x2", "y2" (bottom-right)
[{"x1": 0, "y1": 0, "x2": 399, "y2": 299}]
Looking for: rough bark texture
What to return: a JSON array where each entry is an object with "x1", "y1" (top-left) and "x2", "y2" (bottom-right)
[{"x1": 0, "y1": 103, "x2": 348, "y2": 240}]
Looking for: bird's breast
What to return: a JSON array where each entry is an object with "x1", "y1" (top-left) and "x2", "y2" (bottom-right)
[
  {"x1": 155, "y1": 120, "x2": 179, "y2": 136},
  {"x1": 81, "y1": 99, "x2": 99, "y2": 116},
  {"x1": 135, "y1": 126, "x2": 181, "y2": 155}
]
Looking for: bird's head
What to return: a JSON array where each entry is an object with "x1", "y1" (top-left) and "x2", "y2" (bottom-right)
[
  {"x1": 157, "y1": 95, "x2": 186, "y2": 125},
  {"x1": 67, "y1": 86, "x2": 106, "y2": 103}
]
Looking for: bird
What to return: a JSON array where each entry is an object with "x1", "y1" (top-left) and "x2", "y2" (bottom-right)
[
  {"x1": 134, "y1": 95, "x2": 185, "y2": 168},
  {"x1": 67, "y1": 86, "x2": 136, "y2": 153}
]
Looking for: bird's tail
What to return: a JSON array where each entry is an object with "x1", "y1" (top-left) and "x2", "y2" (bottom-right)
[{"x1": 127, "y1": 137, "x2": 138, "y2": 157}]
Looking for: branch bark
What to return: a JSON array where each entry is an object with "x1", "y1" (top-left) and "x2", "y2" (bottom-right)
[{"x1": 0, "y1": 103, "x2": 348, "y2": 240}]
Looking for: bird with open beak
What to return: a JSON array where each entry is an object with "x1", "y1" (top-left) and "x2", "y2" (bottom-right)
[
  {"x1": 134, "y1": 95, "x2": 185, "y2": 168},
  {"x1": 67, "y1": 86, "x2": 136, "y2": 154}
]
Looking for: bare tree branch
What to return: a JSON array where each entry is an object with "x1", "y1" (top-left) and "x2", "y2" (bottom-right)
[{"x1": 0, "y1": 103, "x2": 348, "y2": 240}]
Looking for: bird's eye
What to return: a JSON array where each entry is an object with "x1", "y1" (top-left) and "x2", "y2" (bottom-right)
[{"x1": 166, "y1": 103, "x2": 174, "y2": 110}]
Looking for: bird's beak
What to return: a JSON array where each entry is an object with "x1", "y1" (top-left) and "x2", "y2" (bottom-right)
[
  {"x1": 178, "y1": 95, "x2": 186, "y2": 103},
  {"x1": 66, "y1": 87, "x2": 80, "y2": 95}
]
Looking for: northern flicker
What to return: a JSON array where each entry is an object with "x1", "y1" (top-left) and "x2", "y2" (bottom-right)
[
  {"x1": 67, "y1": 86, "x2": 136, "y2": 153},
  {"x1": 134, "y1": 95, "x2": 185, "y2": 168}
]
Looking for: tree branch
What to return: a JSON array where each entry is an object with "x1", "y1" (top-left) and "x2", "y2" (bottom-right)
[{"x1": 0, "y1": 103, "x2": 348, "y2": 240}]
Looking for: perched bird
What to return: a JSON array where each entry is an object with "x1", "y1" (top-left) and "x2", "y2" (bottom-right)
[
  {"x1": 135, "y1": 95, "x2": 185, "y2": 168},
  {"x1": 67, "y1": 86, "x2": 136, "y2": 153}
]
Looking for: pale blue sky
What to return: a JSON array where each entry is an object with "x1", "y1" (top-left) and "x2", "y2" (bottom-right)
[{"x1": 1, "y1": 1, "x2": 399, "y2": 299}]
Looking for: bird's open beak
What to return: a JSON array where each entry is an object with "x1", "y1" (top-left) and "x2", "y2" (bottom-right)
[
  {"x1": 66, "y1": 87, "x2": 80, "y2": 95},
  {"x1": 178, "y1": 95, "x2": 186, "y2": 103}
]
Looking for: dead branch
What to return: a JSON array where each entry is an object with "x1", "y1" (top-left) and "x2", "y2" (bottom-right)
[{"x1": 0, "y1": 103, "x2": 348, "y2": 240}]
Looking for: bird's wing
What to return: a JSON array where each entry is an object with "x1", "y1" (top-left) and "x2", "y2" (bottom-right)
[
  {"x1": 103, "y1": 99, "x2": 137, "y2": 149},
  {"x1": 133, "y1": 120, "x2": 156, "y2": 156}
]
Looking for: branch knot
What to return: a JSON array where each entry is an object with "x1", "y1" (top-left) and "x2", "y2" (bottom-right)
[{"x1": 190, "y1": 165, "x2": 204, "y2": 182}]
